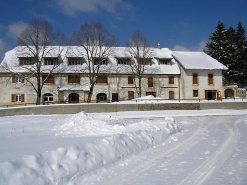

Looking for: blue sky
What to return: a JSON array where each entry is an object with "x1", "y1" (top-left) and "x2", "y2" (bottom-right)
[{"x1": 0, "y1": 0, "x2": 246, "y2": 61}]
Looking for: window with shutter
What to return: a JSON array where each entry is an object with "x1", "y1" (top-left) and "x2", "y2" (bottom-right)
[
  {"x1": 128, "y1": 76, "x2": 134, "y2": 84},
  {"x1": 148, "y1": 77, "x2": 153, "y2": 87},
  {"x1": 208, "y1": 74, "x2": 213, "y2": 85},
  {"x1": 43, "y1": 75, "x2": 55, "y2": 84},
  {"x1": 169, "y1": 76, "x2": 174, "y2": 84},
  {"x1": 193, "y1": 74, "x2": 198, "y2": 85},
  {"x1": 68, "y1": 75, "x2": 80, "y2": 84},
  {"x1": 96, "y1": 76, "x2": 107, "y2": 83}
]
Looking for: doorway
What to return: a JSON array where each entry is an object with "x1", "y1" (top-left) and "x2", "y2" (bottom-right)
[{"x1": 69, "y1": 93, "x2": 79, "y2": 103}]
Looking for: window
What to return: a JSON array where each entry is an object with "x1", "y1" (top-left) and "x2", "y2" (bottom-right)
[
  {"x1": 117, "y1": 58, "x2": 131, "y2": 65},
  {"x1": 169, "y1": 76, "x2": 174, "y2": 84},
  {"x1": 44, "y1": 58, "x2": 58, "y2": 65},
  {"x1": 94, "y1": 58, "x2": 107, "y2": 65},
  {"x1": 12, "y1": 76, "x2": 24, "y2": 83},
  {"x1": 97, "y1": 93, "x2": 107, "y2": 102},
  {"x1": 96, "y1": 76, "x2": 107, "y2": 83},
  {"x1": 12, "y1": 94, "x2": 24, "y2": 102},
  {"x1": 193, "y1": 90, "x2": 198, "y2": 98},
  {"x1": 68, "y1": 58, "x2": 84, "y2": 65},
  {"x1": 15, "y1": 77, "x2": 21, "y2": 83},
  {"x1": 193, "y1": 73, "x2": 198, "y2": 85},
  {"x1": 128, "y1": 91, "x2": 134, "y2": 100},
  {"x1": 19, "y1": 57, "x2": 35, "y2": 65},
  {"x1": 159, "y1": 59, "x2": 171, "y2": 65},
  {"x1": 43, "y1": 75, "x2": 55, "y2": 84},
  {"x1": 43, "y1": 93, "x2": 54, "y2": 102},
  {"x1": 169, "y1": 91, "x2": 175, "y2": 100},
  {"x1": 208, "y1": 74, "x2": 214, "y2": 85},
  {"x1": 148, "y1": 77, "x2": 153, "y2": 87},
  {"x1": 128, "y1": 76, "x2": 134, "y2": 84},
  {"x1": 146, "y1": 92, "x2": 156, "y2": 97},
  {"x1": 68, "y1": 75, "x2": 80, "y2": 84},
  {"x1": 139, "y1": 58, "x2": 152, "y2": 65}
]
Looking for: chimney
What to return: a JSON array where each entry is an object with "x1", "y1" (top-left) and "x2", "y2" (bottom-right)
[{"x1": 157, "y1": 43, "x2": 161, "y2": 49}]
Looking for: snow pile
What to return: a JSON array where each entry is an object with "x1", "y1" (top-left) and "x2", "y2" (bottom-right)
[{"x1": 0, "y1": 112, "x2": 183, "y2": 185}]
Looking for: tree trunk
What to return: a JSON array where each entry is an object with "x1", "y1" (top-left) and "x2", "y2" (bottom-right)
[
  {"x1": 36, "y1": 89, "x2": 41, "y2": 105},
  {"x1": 138, "y1": 77, "x2": 142, "y2": 97},
  {"x1": 36, "y1": 75, "x2": 41, "y2": 105},
  {"x1": 87, "y1": 84, "x2": 95, "y2": 103}
]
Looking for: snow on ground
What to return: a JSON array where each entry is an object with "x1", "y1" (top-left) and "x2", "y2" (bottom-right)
[{"x1": 0, "y1": 109, "x2": 247, "y2": 184}]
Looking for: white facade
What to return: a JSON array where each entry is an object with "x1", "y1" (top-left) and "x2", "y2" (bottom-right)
[{"x1": 0, "y1": 47, "x2": 227, "y2": 105}]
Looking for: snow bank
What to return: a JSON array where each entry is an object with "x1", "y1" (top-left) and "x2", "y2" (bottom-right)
[{"x1": 0, "y1": 112, "x2": 183, "y2": 185}]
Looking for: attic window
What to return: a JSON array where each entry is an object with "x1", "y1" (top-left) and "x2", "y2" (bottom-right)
[
  {"x1": 19, "y1": 57, "x2": 35, "y2": 65},
  {"x1": 68, "y1": 57, "x2": 84, "y2": 65},
  {"x1": 94, "y1": 58, "x2": 107, "y2": 65},
  {"x1": 139, "y1": 58, "x2": 152, "y2": 65},
  {"x1": 159, "y1": 59, "x2": 171, "y2": 65},
  {"x1": 44, "y1": 58, "x2": 58, "y2": 65},
  {"x1": 117, "y1": 58, "x2": 131, "y2": 65}
]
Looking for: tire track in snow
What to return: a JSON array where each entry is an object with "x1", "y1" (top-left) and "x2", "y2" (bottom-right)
[
  {"x1": 177, "y1": 118, "x2": 240, "y2": 185},
  {"x1": 102, "y1": 122, "x2": 211, "y2": 185}
]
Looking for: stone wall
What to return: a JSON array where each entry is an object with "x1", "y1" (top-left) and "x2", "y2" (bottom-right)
[{"x1": 1, "y1": 102, "x2": 246, "y2": 117}]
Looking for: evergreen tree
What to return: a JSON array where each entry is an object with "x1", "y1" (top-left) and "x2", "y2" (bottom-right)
[
  {"x1": 205, "y1": 21, "x2": 247, "y2": 86},
  {"x1": 224, "y1": 26, "x2": 237, "y2": 84},
  {"x1": 204, "y1": 21, "x2": 228, "y2": 64},
  {"x1": 235, "y1": 22, "x2": 247, "y2": 85}
]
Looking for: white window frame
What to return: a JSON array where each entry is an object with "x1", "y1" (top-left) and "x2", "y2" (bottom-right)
[
  {"x1": 43, "y1": 93, "x2": 54, "y2": 102},
  {"x1": 15, "y1": 94, "x2": 21, "y2": 102},
  {"x1": 15, "y1": 76, "x2": 22, "y2": 83}
]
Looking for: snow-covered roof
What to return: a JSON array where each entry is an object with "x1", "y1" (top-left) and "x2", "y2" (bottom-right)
[
  {"x1": 0, "y1": 46, "x2": 181, "y2": 75},
  {"x1": 172, "y1": 51, "x2": 227, "y2": 70}
]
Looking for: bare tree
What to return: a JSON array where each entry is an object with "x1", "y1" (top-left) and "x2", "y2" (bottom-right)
[
  {"x1": 15, "y1": 19, "x2": 66, "y2": 105},
  {"x1": 125, "y1": 30, "x2": 154, "y2": 97},
  {"x1": 72, "y1": 23, "x2": 119, "y2": 102}
]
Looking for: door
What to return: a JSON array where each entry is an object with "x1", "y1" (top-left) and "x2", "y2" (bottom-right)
[
  {"x1": 112, "y1": 93, "x2": 119, "y2": 102},
  {"x1": 169, "y1": 91, "x2": 175, "y2": 100},
  {"x1": 69, "y1": 93, "x2": 79, "y2": 103},
  {"x1": 128, "y1": 91, "x2": 134, "y2": 100},
  {"x1": 205, "y1": 90, "x2": 217, "y2": 100}
]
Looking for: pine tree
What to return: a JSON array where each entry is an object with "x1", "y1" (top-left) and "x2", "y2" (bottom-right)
[
  {"x1": 235, "y1": 22, "x2": 247, "y2": 85},
  {"x1": 204, "y1": 21, "x2": 228, "y2": 64},
  {"x1": 224, "y1": 26, "x2": 237, "y2": 84},
  {"x1": 205, "y1": 21, "x2": 247, "y2": 87}
]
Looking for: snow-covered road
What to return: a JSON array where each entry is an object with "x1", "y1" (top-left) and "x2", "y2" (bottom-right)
[
  {"x1": 0, "y1": 110, "x2": 247, "y2": 185},
  {"x1": 72, "y1": 115, "x2": 247, "y2": 185}
]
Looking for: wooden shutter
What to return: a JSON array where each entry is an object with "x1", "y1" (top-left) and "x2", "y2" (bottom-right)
[
  {"x1": 169, "y1": 91, "x2": 175, "y2": 100},
  {"x1": 68, "y1": 75, "x2": 80, "y2": 83},
  {"x1": 12, "y1": 76, "x2": 15, "y2": 83},
  {"x1": 43, "y1": 75, "x2": 54, "y2": 84},
  {"x1": 128, "y1": 91, "x2": 134, "y2": 100},
  {"x1": 208, "y1": 74, "x2": 213, "y2": 85},
  {"x1": 96, "y1": 76, "x2": 107, "y2": 83},
  {"x1": 128, "y1": 76, "x2": 133, "y2": 84},
  {"x1": 12, "y1": 94, "x2": 15, "y2": 102},
  {"x1": 148, "y1": 77, "x2": 153, "y2": 87},
  {"x1": 169, "y1": 76, "x2": 174, "y2": 84},
  {"x1": 21, "y1": 94, "x2": 25, "y2": 102},
  {"x1": 193, "y1": 74, "x2": 198, "y2": 84},
  {"x1": 21, "y1": 78, "x2": 25, "y2": 83}
]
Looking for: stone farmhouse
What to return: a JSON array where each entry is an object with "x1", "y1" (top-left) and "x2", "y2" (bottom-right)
[{"x1": 0, "y1": 46, "x2": 227, "y2": 105}]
